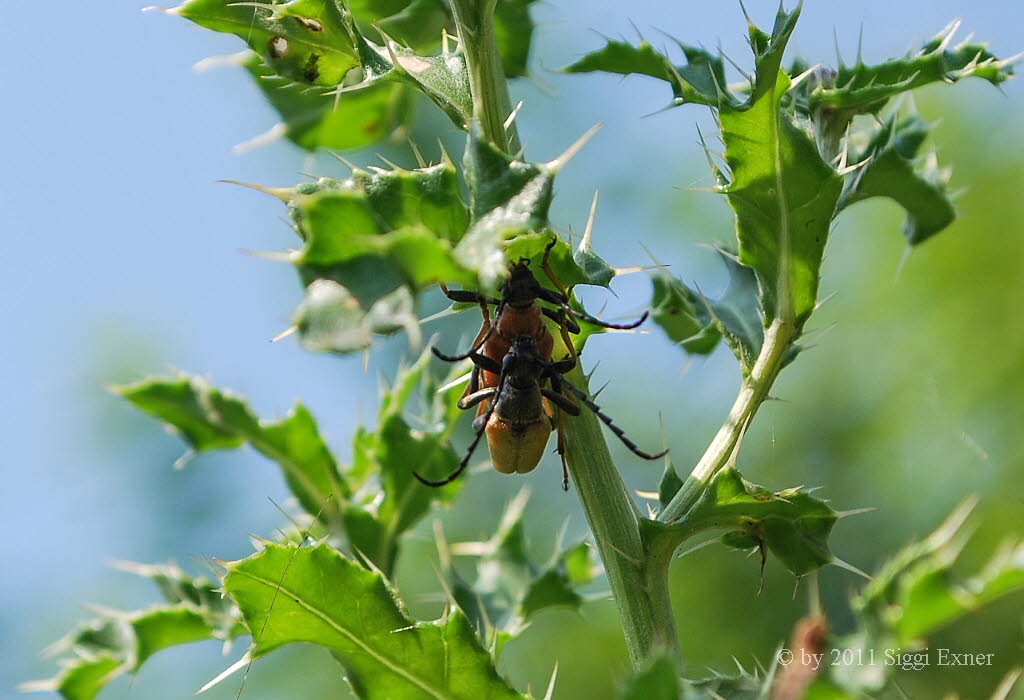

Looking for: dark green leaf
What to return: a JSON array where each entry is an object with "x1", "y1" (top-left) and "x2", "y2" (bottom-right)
[
  {"x1": 375, "y1": 0, "x2": 452, "y2": 54},
  {"x1": 224, "y1": 543, "x2": 524, "y2": 699},
  {"x1": 494, "y1": 0, "x2": 538, "y2": 78},
  {"x1": 649, "y1": 249, "x2": 773, "y2": 373},
  {"x1": 565, "y1": 38, "x2": 728, "y2": 107},
  {"x1": 657, "y1": 458, "x2": 684, "y2": 509},
  {"x1": 620, "y1": 653, "x2": 680, "y2": 700},
  {"x1": 117, "y1": 376, "x2": 347, "y2": 520},
  {"x1": 648, "y1": 269, "x2": 720, "y2": 355},
  {"x1": 840, "y1": 113, "x2": 954, "y2": 245},
  {"x1": 683, "y1": 468, "x2": 839, "y2": 576}
]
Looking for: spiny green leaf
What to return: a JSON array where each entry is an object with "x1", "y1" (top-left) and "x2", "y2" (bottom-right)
[
  {"x1": 619, "y1": 653, "x2": 680, "y2": 700},
  {"x1": 802, "y1": 20, "x2": 1016, "y2": 117},
  {"x1": 565, "y1": 38, "x2": 728, "y2": 108},
  {"x1": 23, "y1": 600, "x2": 238, "y2": 700},
  {"x1": 441, "y1": 492, "x2": 597, "y2": 648},
  {"x1": 111, "y1": 560, "x2": 244, "y2": 639},
  {"x1": 456, "y1": 131, "x2": 613, "y2": 292},
  {"x1": 855, "y1": 501, "x2": 1024, "y2": 646},
  {"x1": 840, "y1": 113, "x2": 954, "y2": 245},
  {"x1": 649, "y1": 249, "x2": 777, "y2": 373},
  {"x1": 241, "y1": 52, "x2": 412, "y2": 151},
  {"x1": 683, "y1": 467, "x2": 839, "y2": 577},
  {"x1": 719, "y1": 68, "x2": 843, "y2": 327},
  {"x1": 344, "y1": 346, "x2": 462, "y2": 573},
  {"x1": 171, "y1": 0, "x2": 359, "y2": 86},
  {"x1": 117, "y1": 375, "x2": 347, "y2": 519},
  {"x1": 831, "y1": 501, "x2": 1024, "y2": 695},
  {"x1": 223, "y1": 543, "x2": 524, "y2": 699},
  {"x1": 168, "y1": 0, "x2": 474, "y2": 137}
]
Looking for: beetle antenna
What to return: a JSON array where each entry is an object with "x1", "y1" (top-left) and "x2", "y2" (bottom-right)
[
  {"x1": 414, "y1": 376, "x2": 505, "y2": 487},
  {"x1": 432, "y1": 322, "x2": 497, "y2": 362},
  {"x1": 569, "y1": 306, "x2": 649, "y2": 330},
  {"x1": 552, "y1": 374, "x2": 667, "y2": 461}
]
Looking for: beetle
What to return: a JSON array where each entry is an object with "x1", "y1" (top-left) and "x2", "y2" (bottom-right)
[
  {"x1": 413, "y1": 331, "x2": 667, "y2": 490},
  {"x1": 415, "y1": 240, "x2": 666, "y2": 489}
]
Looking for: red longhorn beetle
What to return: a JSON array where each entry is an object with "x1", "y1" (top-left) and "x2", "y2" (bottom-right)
[{"x1": 415, "y1": 240, "x2": 666, "y2": 490}]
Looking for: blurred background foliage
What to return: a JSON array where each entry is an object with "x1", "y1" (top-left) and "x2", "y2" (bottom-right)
[{"x1": 4, "y1": 1, "x2": 1022, "y2": 699}]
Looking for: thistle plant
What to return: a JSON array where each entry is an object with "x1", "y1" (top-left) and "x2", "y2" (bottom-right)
[{"x1": 24, "y1": 2, "x2": 1024, "y2": 699}]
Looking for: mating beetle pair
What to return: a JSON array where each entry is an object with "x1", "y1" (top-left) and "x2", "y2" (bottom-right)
[{"x1": 414, "y1": 239, "x2": 666, "y2": 491}]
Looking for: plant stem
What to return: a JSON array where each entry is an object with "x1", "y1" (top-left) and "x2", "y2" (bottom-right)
[
  {"x1": 562, "y1": 364, "x2": 681, "y2": 667},
  {"x1": 448, "y1": 0, "x2": 521, "y2": 153},
  {"x1": 658, "y1": 318, "x2": 796, "y2": 524}
]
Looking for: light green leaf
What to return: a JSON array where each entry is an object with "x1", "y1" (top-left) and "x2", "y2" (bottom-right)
[
  {"x1": 719, "y1": 67, "x2": 843, "y2": 326},
  {"x1": 294, "y1": 281, "x2": 421, "y2": 354},
  {"x1": 344, "y1": 346, "x2": 463, "y2": 573},
  {"x1": 832, "y1": 501, "x2": 1024, "y2": 695},
  {"x1": 681, "y1": 468, "x2": 839, "y2": 577},
  {"x1": 840, "y1": 113, "x2": 954, "y2": 245},
  {"x1": 223, "y1": 543, "x2": 524, "y2": 699},
  {"x1": 117, "y1": 375, "x2": 347, "y2": 520}
]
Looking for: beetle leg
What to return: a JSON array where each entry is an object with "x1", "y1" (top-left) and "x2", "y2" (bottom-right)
[
  {"x1": 439, "y1": 283, "x2": 499, "y2": 306},
  {"x1": 415, "y1": 379, "x2": 504, "y2": 487},
  {"x1": 549, "y1": 374, "x2": 667, "y2": 461},
  {"x1": 458, "y1": 386, "x2": 498, "y2": 411},
  {"x1": 433, "y1": 302, "x2": 504, "y2": 363},
  {"x1": 541, "y1": 236, "x2": 572, "y2": 302}
]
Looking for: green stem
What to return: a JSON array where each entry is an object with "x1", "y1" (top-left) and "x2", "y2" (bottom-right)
[
  {"x1": 562, "y1": 364, "x2": 680, "y2": 667},
  {"x1": 448, "y1": 0, "x2": 520, "y2": 153},
  {"x1": 658, "y1": 318, "x2": 796, "y2": 524}
]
